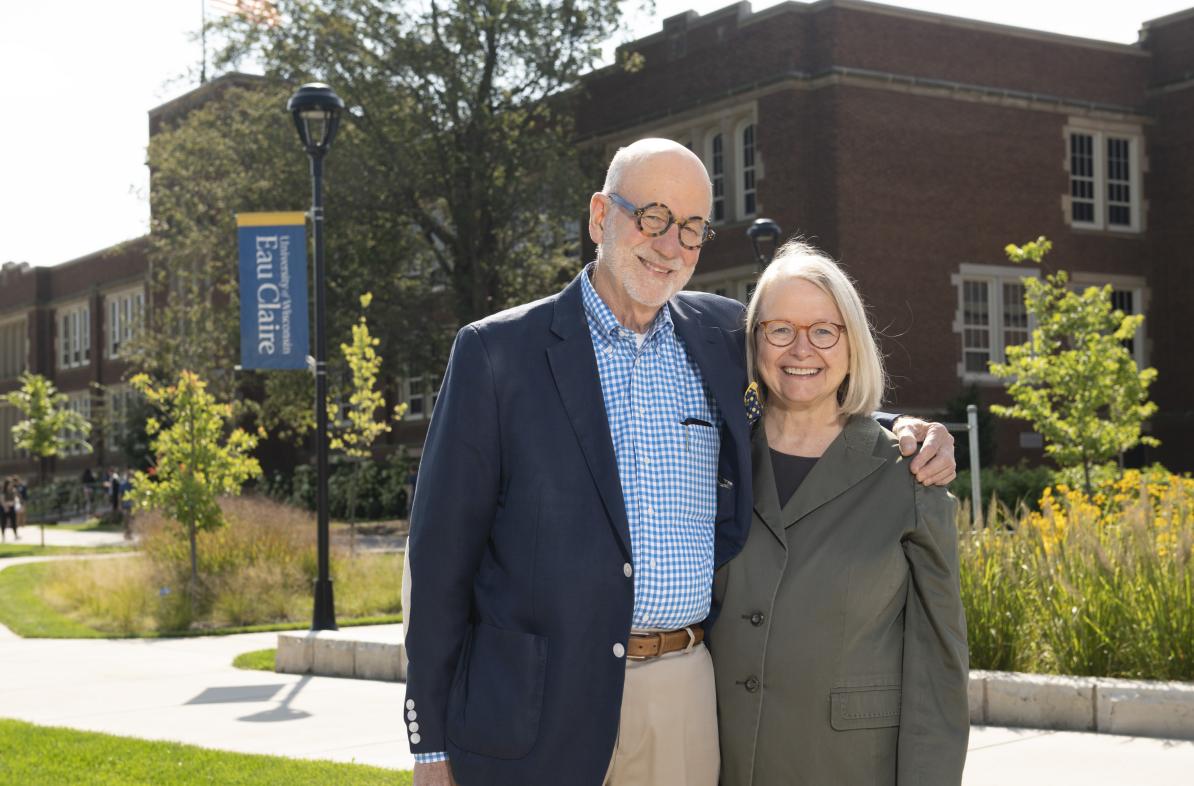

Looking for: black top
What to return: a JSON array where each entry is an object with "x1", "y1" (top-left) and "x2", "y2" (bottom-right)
[{"x1": 770, "y1": 449, "x2": 820, "y2": 509}]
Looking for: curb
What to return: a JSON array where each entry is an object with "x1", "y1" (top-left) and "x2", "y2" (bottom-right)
[
  {"x1": 970, "y1": 669, "x2": 1194, "y2": 741},
  {"x1": 276, "y1": 627, "x2": 407, "y2": 682},
  {"x1": 276, "y1": 632, "x2": 1194, "y2": 743}
]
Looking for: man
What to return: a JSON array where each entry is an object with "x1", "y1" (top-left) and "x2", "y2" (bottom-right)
[{"x1": 405, "y1": 139, "x2": 955, "y2": 786}]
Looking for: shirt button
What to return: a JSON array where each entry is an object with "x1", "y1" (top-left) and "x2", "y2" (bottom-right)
[
  {"x1": 613, "y1": 643, "x2": 626, "y2": 658},
  {"x1": 645, "y1": 505, "x2": 654, "y2": 515},
  {"x1": 623, "y1": 563, "x2": 633, "y2": 578},
  {"x1": 410, "y1": 732, "x2": 422, "y2": 745},
  {"x1": 745, "y1": 676, "x2": 761, "y2": 693},
  {"x1": 750, "y1": 612, "x2": 765, "y2": 626}
]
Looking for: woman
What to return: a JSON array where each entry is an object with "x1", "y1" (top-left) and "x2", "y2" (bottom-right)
[
  {"x1": 0, "y1": 477, "x2": 18, "y2": 541},
  {"x1": 710, "y1": 241, "x2": 969, "y2": 786}
]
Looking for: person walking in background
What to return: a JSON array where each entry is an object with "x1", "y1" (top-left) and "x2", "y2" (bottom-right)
[
  {"x1": 1, "y1": 477, "x2": 19, "y2": 541},
  {"x1": 120, "y1": 469, "x2": 134, "y2": 539},
  {"x1": 14, "y1": 477, "x2": 27, "y2": 531},
  {"x1": 106, "y1": 466, "x2": 122, "y2": 515},
  {"x1": 81, "y1": 467, "x2": 96, "y2": 515}
]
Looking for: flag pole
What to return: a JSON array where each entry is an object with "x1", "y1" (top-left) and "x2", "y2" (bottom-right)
[{"x1": 200, "y1": 0, "x2": 208, "y2": 84}]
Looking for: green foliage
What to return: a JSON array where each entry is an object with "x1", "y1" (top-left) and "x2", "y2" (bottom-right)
[
  {"x1": 2, "y1": 373, "x2": 91, "y2": 465},
  {"x1": 213, "y1": 0, "x2": 615, "y2": 326},
  {"x1": 990, "y1": 237, "x2": 1159, "y2": 493},
  {"x1": 270, "y1": 453, "x2": 411, "y2": 520},
  {"x1": 950, "y1": 462, "x2": 1054, "y2": 512},
  {"x1": 126, "y1": 371, "x2": 262, "y2": 593},
  {"x1": 0, "y1": 719, "x2": 412, "y2": 785},
  {"x1": 330, "y1": 293, "x2": 404, "y2": 458},
  {"x1": 27, "y1": 498, "x2": 404, "y2": 635},
  {"x1": 960, "y1": 469, "x2": 1194, "y2": 681}
]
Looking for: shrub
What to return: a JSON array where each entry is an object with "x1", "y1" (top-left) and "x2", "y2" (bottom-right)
[
  {"x1": 38, "y1": 496, "x2": 404, "y2": 634},
  {"x1": 950, "y1": 462, "x2": 1053, "y2": 512},
  {"x1": 959, "y1": 467, "x2": 1194, "y2": 680}
]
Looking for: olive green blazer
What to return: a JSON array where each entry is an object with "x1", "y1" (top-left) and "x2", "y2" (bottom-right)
[{"x1": 709, "y1": 415, "x2": 969, "y2": 786}]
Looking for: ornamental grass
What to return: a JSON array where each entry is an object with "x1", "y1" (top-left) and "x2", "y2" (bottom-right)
[
  {"x1": 39, "y1": 497, "x2": 403, "y2": 635},
  {"x1": 959, "y1": 466, "x2": 1194, "y2": 681}
]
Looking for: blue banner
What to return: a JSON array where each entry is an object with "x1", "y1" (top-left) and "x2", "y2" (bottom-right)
[{"x1": 236, "y1": 212, "x2": 310, "y2": 370}]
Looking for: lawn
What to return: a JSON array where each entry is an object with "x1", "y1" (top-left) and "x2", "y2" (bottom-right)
[
  {"x1": 232, "y1": 648, "x2": 277, "y2": 671},
  {"x1": 0, "y1": 543, "x2": 134, "y2": 559},
  {"x1": 0, "y1": 561, "x2": 401, "y2": 639},
  {"x1": 0, "y1": 718, "x2": 411, "y2": 785}
]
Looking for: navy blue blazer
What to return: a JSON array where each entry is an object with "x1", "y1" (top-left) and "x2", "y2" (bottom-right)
[{"x1": 403, "y1": 270, "x2": 753, "y2": 785}]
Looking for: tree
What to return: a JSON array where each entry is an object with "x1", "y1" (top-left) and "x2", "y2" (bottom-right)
[
  {"x1": 212, "y1": 0, "x2": 622, "y2": 326},
  {"x1": 125, "y1": 371, "x2": 263, "y2": 598},
  {"x1": 329, "y1": 292, "x2": 407, "y2": 543},
  {"x1": 2, "y1": 373, "x2": 91, "y2": 481},
  {"x1": 989, "y1": 237, "x2": 1159, "y2": 494}
]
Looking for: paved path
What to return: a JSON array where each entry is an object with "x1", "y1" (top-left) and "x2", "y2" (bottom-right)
[
  {"x1": 1, "y1": 556, "x2": 1193, "y2": 780},
  {"x1": 1, "y1": 524, "x2": 133, "y2": 548}
]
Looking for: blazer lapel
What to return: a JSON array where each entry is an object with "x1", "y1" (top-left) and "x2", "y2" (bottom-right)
[
  {"x1": 750, "y1": 424, "x2": 787, "y2": 547},
  {"x1": 780, "y1": 415, "x2": 889, "y2": 528},
  {"x1": 546, "y1": 274, "x2": 632, "y2": 559}
]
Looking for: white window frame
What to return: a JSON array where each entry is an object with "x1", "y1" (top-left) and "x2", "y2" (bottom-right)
[
  {"x1": 62, "y1": 391, "x2": 92, "y2": 456},
  {"x1": 686, "y1": 262, "x2": 759, "y2": 305},
  {"x1": 1070, "y1": 272, "x2": 1149, "y2": 369},
  {"x1": 1063, "y1": 120, "x2": 1144, "y2": 233},
  {"x1": 105, "y1": 287, "x2": 145, "y2": 359},
  {"x1": 402, "y1": 375, "x2": 440, "y2": 421},
  {"x1": 58, "y1": 302, "x2": 91, "y2": 370},
  {"x1": 951, "y1": 264, "x2": 1041, "y2": 382},
  {"x1": 735, "y1": 120, "x2": 758, "y2": 219},
  {"x1": 705, "y1": 129, "x2": 727, "y2": 225},
  {"x1": 0, "y1": 315, "x2": 27, "y2": 381}
]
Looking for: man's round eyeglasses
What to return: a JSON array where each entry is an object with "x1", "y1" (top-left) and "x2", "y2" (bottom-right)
[
  {"x1": 605, "y1": 192, "x2": 716, "y2": 250},
  {"x1": 756, "y1": 320, "x2": 847, "y2": 350}
]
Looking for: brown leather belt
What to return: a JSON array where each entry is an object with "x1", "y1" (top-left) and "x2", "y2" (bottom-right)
[{"x1": 626, "y1": 625, "x2": 704, "y2": 660}]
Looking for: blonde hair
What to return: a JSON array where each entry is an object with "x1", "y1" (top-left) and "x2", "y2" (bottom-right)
[{"x1": 744, "y1": 240, "x2": 886, "y2": 417}]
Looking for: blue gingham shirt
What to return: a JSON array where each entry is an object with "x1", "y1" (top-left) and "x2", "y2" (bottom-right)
[
  {"x1": 581, "y1": 266, "x2": 722, "y2": 630},
  {"x1": 413, "y1": 269, "x2": 721, "y2": 764}
]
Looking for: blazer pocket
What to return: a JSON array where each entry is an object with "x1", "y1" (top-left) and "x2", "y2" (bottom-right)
[
  {"x1": 830, "y1": 685, "x2": 902, "y2": 730},
  {"x1": 448, "y1": 622, "x2": 548, "y2": 759}
]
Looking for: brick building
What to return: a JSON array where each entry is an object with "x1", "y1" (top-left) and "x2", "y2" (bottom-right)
[
  {"x1": 0, "y1": 240, "x2": 149, "y2": 477},
  {"x1": 3, "y1": 3, "x2": 1191, "y2": 478},
  {"x1": 577, "y1": 0, "x2": 1194, "y2": 469}
]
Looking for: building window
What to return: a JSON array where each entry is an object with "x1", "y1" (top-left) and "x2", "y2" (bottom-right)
[
  {"x1": 1071, "y1": 274, "x2": 1148, "y2": 369},
  {"x1": 58, "y1": 303, "x2": 91, "y2": 370},
  {"x1": 952, "y1": 266, "x2": 1039, "y2": 380},
  {"x1": 740, "y1": 123, "x2": 757, "y2": 217},
  {"x1": 0, "y1": 404, "x2": 20, "y2": 461},
  {"x1": 710, "y1": 133, "x2": 725, "y2": 223},
  {"x1": 63, "y1": 391, "x2": 92, "y2": 456},
  {"x1": 402, "y1": 376, "x2": 440, "y2": 421},
  {"x1": 105, "y1": 385, "x2": 141, "y2": 453},
  {"x1": 1066, "y1": 126, "x2": 1142, "y2": 232},
  {"x1": 106, "y1": 288, "x2": 144, "y2": 358},
  {"x1": 0, "y1": 317, "x2": 26, "y2": 381}
]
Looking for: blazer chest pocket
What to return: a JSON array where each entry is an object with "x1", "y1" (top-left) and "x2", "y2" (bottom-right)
[
  {"x1": 448, "y1": 622, "x2": 548, "y2": 759},
  {"x1": 830, "y1": 684, "x2": 901, "y2": 730}
]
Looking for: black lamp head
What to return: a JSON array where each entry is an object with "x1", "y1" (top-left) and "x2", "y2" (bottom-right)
[
  {"x1": 746, "y1": 218, "x2": 783, "y2": 265},
  {"x1": 287, "y1": 83, "x2": 345, "y2": 156}
]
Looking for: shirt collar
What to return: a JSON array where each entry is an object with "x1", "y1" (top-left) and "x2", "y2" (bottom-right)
[{"x1": 581, "y1": 262, "x2": 674, "y2": 344}]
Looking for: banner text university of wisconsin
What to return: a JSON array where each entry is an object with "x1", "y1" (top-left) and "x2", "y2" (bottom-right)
[{"x1": 237, "y1": 212, "x2": 310, "y2": 370}]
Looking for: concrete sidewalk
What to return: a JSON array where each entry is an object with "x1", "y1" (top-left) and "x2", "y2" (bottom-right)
[
  {"x1": 1, "y1": 523, "x2": 133, "y2": 548},
  {"x1": 2, "y1": 554, "x2": 1193, "y2": 781},
  {"x1": 2, "y1": 626, "x2": 1193, "y2": 782}
]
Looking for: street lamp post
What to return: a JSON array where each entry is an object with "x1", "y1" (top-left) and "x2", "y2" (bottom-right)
[
  {"x1": 288, "y1": 83, "x2": 344, "y2": 631},
  {"x1": 746, "y1": 218, "x2": 783, "y2": 269}
]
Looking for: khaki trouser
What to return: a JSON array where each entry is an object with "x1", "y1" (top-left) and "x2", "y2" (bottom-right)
[{"x1": 603, "y1": 642, "x2": 720, "y2": 786}]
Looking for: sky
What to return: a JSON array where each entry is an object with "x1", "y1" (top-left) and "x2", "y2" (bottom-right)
[{"x1": 1, "y1": 0, "x2": 1190, "y2": 268}]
